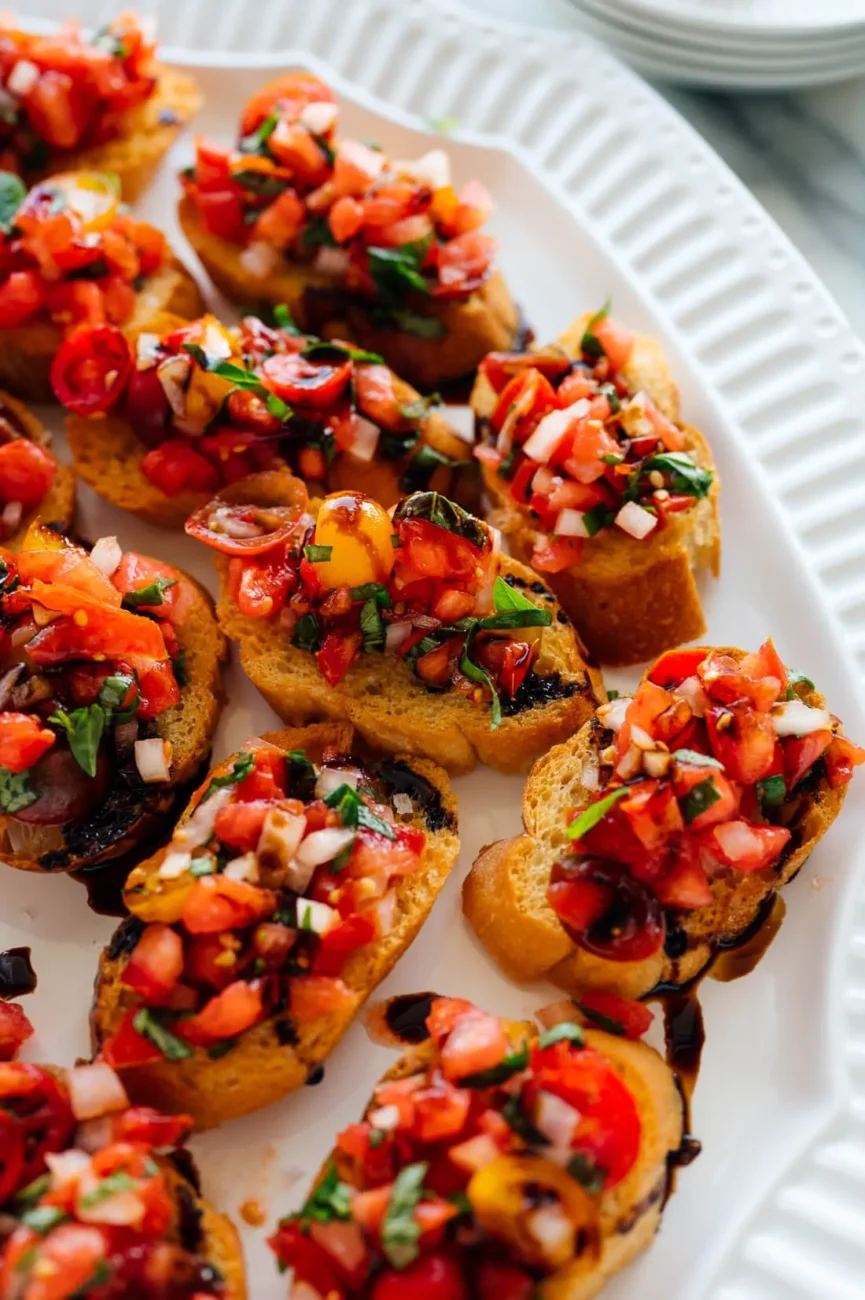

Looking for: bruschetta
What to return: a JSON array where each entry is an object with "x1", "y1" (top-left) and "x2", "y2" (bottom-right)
[
  {"x1": 0, "y1": 14, "x2": 201, "y2": 200},
  {"x1": 177, "y1": 72, "x2": 519, "y2": 389},
  {"x1": 0, "y1": 523, "x2": 225, "y2": 873},
  {"x1": 268, "y1": 995, "x2": 689, "y2": 1300},
  {"x1": 91, "y1": 722, "x2": 459, "y2": 1129},
  {"x1": 464, "y1": 641, "x2": 865, "y2": 999},
  {"x1": 57, "y1": 311, "x2": 475, "y2": 529},
  {"x1": 0, "y1": 389, "x2": 74, "y2": 547},
  {"x1": 0, "y1": 1059, "x2": 245, "y2": 1297},
  {"x1": 0, "y1": 168, "x2": 203, "y2": 401},
  {"x1": 189, "y1": 475, "x2": 605, "y2": 774},
  {"x1": 472, "y1": 309, "x2": 720, "y2": 665}
]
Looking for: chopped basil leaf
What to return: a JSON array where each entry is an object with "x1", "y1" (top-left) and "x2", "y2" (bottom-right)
[
  {"x1": 786, "y1": 669, "x2": 815, "y2": 698},
  {"x1": 630, "y1": 452, "x2": 714, "y2": 501},
  {"x1": 598, "y1": 381, "x2": 621, "y2": 414},
  {"x1": 580, "y1": 299, "x2": 611, "y2": 359},
  {"x1": 567, "y1": 1152, "x2": 607, "y2": 1196},
  {"x1": 293, "y1": 612, "x2": 320, "y2": 653},
  {"x1": 449, "y1": 1191, "x2": 472, "y2": 1215},
  {"x1": 232, "y1": 169, "x2": 288, "y2": 198},
  {"x1": 0, "y1": 766, "x2": 37, "y2": 813},
  {"x1": 122, "y1": 576, "x2": 176, "y2": 608},
  {"x1": 459, "y1": 1042, "x2": 529, "y2": 1087},
  {"x1": 239, "y1": 111, "x2": 279, "y2": 155},
  {"x1": 324, "y1": 782, "x2": 396, "y2": 840},
  {"x1": 48, "y1": 704, "x2": 105, "y2": 778},
  {"x1": 576, "y1": 1003, "x2": 626, "y2": 1036},
  {"x1": 607, "y1": 689, "x2": 619, "y2": 700},
  {"x1": 381, "y1": 1162, "x2": 427, "y2": 1269},
  {"x1": 493, "y1": 575, "x2": 540, "y2": 613},
  {"x1": 0, "y1": 171, "x2": 25, "y2": 233},
  {"x1": 190, "y1": 856, "x2": 216, "y2": 877},
  {"x1": 79, "y1": 1171, "x2": 138, "y2": 1209},
  {"x1": 287, "y1": 750, "x2": 318, "y2": 801},
  {"x1": 360, "y1": 597, "x2": 385, "y2": 651},
  {"x1": 583, "y1": 504, "x2": 615, "y2": 537},
  {"x1": 393, "y1": 491, "x2": 488, "y2": 550},
  {"x1": 301, "y1": 340, "x2": 384, "y2": 365},
  {"x1": 98, "y1": 673, "x2": 136, "y2": 714},
  {"x1": 387, "y1": 308, "x2": 446, "y2": 338},
  {"x1": 13, "y1": 1175, "x2": 50, "y2": 1207},
  {"x1": 132, "y1": 1009, "x2": 193, "y2": 1061},
  {"x1": 300, "y1": 1161, "x2": 353, "y2": 1224},
  {"x1": 304, "y1": 544, "x2": 333, "y2": 563},
  {"x1": 202, "y1": 751, "x2": 255, "y2": 801},
  {"x1": 497, "y1": 449, "x2": 517, "y2": 478},
  {"x1": 349, "y1": 582, "x2": 391, "y2": 606},
  {"x1": 273, "y1": 304, "x2": 302, "y2": 335},
  {"x1": 174, "y1": 647, "x2": 189, "y2": 688},
  {"x1": 681, "y1": 776, "x2": 722, "y2": 826},
  {"x1": 538, "y1": 1021, "x2": 585, "y2": 1049},
  {"x1": 330, "y1": 840, "x2": 355, "y2": 873},
  {"x1": 368, "y1": 235, "x2": 433, "y2": 307},
  {"x1": 672, "y1": 749, "x2": 723, "y2": 769},
  {"x1": 20, "y1": 1205, "x2": 67, "y2": 1235},
  {"x1": 399, "y1": 393, "x2": 441, "y2": 421},
  {"x1": 566, "y1": 787, "x2": 628, "y2": 841},
  {"x1": 476, "y1": 609, "x2": 551, "y2": 632},
  {"x1": 369, "y1": 1128, "x2": 387, "y2": 1149},
  {"x1": 399, "y1": 445, "x2": 456, "y2": 494},
  {"x1": 501, "y1": 1094, "x2": 548, "y2": 1146},
  {"x1": 757, "y1": 774, "x2": 787, "y2": 808},
  {"x1": 266, "y1": 392, "x2": 291, "y2": 421},
  {"x1": 459, "y1": 638, "x2": 502, "y2": 730},
  {"x1": 298, "y1": 215, "x2": 337, "y2": 250}
]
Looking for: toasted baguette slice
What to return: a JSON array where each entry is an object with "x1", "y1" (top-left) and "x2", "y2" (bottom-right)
[
  {"x1": 0, "y1": 390, "x2": 75, "y2": 547},
  {"x1": 297, "y1": 1012, "x2": 684, "y2": 1300},
  {"x1": 178, "y1": 194, "x2": 519, "y2": 390},
  {"x1": 30, "y1": 66, "x2": 203, "y2": 203},
  {"x1": 161, "y1": 1157, "x2": 247, "y2": 1300},
  {"x1": 0, "y1": 564, "x2": 226, "y2": 873},
  {"x1": 91, "y1": 723, "x2": 460, "y2": 1130},
  {"x1": 0, "y1": 259, "x2": 204, "y2": 403},
  {"x1": 65, "y1": 313, "x2": 475, "y2": 529},
  {"x1": 472, "y1": 314, "x2": 721, "y2": 666},
  {"x1": 464, "y1": 651, "x2": 849, "y2": 998}
]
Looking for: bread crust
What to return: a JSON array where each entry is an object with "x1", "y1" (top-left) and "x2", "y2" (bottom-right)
[
  {"x1": 315, "y1": 1018, "x2": 684, "y2": 1300},
  {"x1": 472, "y1": 315, "x2": 721, "y2": 666},
  {"x1": 90, "y1": 723, "x2": 460, "y2": 1130},
  {"x1": 178, "y1": 195, "x2": 520, "y2": 389},
  {"x1": 213, "y1": 545, "x2": 606, "y2": 775},
  {"x1": 464, "y1": 649, "x2": 848, "y2": 998},
  {"x1": 28, "y1": 65, "x2": 203, "y2": 203},
  {"x1": 0, "y1": 258, "x2": 204, "y2": 403},
  {"x1": 161, "y1": 1160, "x2": 247, "y2": 1300},
  {"x1": 0, "y1": 389, "x2": 75, "y2": 548},
  {"x1": 0, "y1": 565, "x2": 226, "y2": 874}
]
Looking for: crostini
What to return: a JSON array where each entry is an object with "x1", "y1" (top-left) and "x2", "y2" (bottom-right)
[
  {"x1": 472, "y1": 308, "x2": 720, "y2": 665},
  {"x1": 0, "y1": 523, "x2": 225, "y2": 873},
  {"x1": 0, "y1": 389, "x2": 74, "y2": 547},
  {"x1": 58, "y1": 311, "x2": 474, "y2": 529},
  {"x1": 190, "y1": 475, "x2": 605, "y2": 773},
  {"x1": 269, "y1": 995, "x2": 689, "y2": 1300},
  {"x1": 91, "y1": 722, "x2": 459, "y2": 1129},
  {"x1": 177, "y1": 72, "x2": 519, "y2": 388},
  {"x1": 464, "y1": 641, "x2": 865, "y2": 998},
  {"x1": 0, "y1": 1059, "x2": 245, "y2": 1297},
  {"x1": 0, "y1": 168, "x2": 203, "y2": 401},
  {"x1": 0, "y1": 14, "x2": 201, "y2": 200}
]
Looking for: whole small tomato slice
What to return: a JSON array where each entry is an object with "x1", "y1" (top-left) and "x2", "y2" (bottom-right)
[
  {"x1": 0, "y1": 440, "x2": 57, "y2": 512},
  {"x1": 260, "y1": 351, "x2": 352, "y2": 408},
  {"x1": 186, "y1": 480, "x2": 307, "y2": 556},
  {"x1": 50, "y1": 325, "x2": 134, "y2": 417},
  {"x1": 0, "y1": 1003, "x2": 34, "y2": 1062},
  {"x1": 0, "y1": 1062, "x2": 75, "y2": 1192},
  {"x1": 548, "y1": 859, "x2": 665, "y2": 962}
]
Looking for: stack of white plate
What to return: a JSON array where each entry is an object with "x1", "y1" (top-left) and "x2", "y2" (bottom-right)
[{"x1": 568, "y1": 0, "x2": 865, "y2": 89}]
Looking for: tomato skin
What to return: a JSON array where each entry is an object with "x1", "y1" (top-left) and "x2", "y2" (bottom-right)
[
  {"x1": 142, "y1": 441, "x2": 219, "y2": 497},
  {"x1": 181, "y1": 875, "x2": 276, "y2": 935},
  {"x1": 532, "y1": 534, "x2": 582, "y2": 573},
  {"x1": 706, "y1": 701, "x2": 777, "y2": 785},
  {"x1": 439, "y1": 1008, "x2": 509, "y2": 1084},
  {"x1": 784, "y1": 731, "x2": 833, "y2": 788},
  {"x1": 0, "y1": 712, "x2": 55, "y2": 772},
  {"x1": 825, "y1": 734, "x2": 865, "y2": 789},
  {"x1": 289, "y1": 974, "x2": 357, "y2": 1019},
  {"x1": 577, "y1": 990, "x2": 654, "y2": 1040},
  {"x1": 50, "y1": 324, "x2": 133, "y2": 417},
  {"x1": 111, "y1": 552, "x2": 192, "y2": 625},
  {"x1": 213, "y1": 798, "x2": 271, "y2": 852},
  {"x1": 0, "y1": 439, "x2": 57, "y2": 511},
  {"x1": 477, "y1": 1264, "x2": 535, "y2": 1300},
  {"x1": 546, "y1": 877, "x2": 611, "y2": 932},
  {"x1": 648, "y1": 648, "x2": 708, "y2": 687},
  {"x1": 194, "y1": 188, "x2": 248, "y2": 242},
  {"x1": 268, "y1": 1220, "x2": 343, "y2": 1296},
  {"x1": 261, "y1": 352, "x2": 352, "y2": 407},
  {"x1": 99, "y1": 1007, "x2": 162, "y2": 1068},
  {"x1": 312, "y1": 913, "x2": 377, "y2": 975},
  {"x1": 590, "y1": 317, "x2": 634, "y2": 372},
  {"x1": 187, "y1": 487, "x2": 307, "y2": 557},
  {"x1": 122, "y1": 924, "x2": 184, "y2": 1005},
  {"x1": 178, "y1": 979, "x2": 266, "y2": 1046},
  {"x1": 0, "y1": 1062, "x2": 76, "y2": 1195},
  {"x1": 0, "y1": 1002, "x2": 34, "y2": 1061},
  {"x1": 372, "y1": 1254, "x2": 470, "y2": 1300},
  {"x1": 317, "y1": 631, "x2": 362, "y2": 685},
  {"x1": 112, "y1": 1106, "x2": 192, "y2": 1149},
  {"x1": 0, "y1": 269, "x2": 45, "y2": 328}
]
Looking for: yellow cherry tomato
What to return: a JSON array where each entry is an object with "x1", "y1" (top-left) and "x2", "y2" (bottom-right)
[
  {"x1": 313, "y1": 492, "x2": 395, "y2": 589},
  {"x1": 45, "y1": 171, "x2": 120, "y2": 232}
]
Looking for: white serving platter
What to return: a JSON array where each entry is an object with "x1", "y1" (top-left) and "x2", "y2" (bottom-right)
[{"x1": 5, "y1": 3, "x2": 865, "y2": 1298}]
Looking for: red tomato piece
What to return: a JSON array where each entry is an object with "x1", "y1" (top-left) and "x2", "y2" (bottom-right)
[
  {"x1": 706, "y1": 701, "x2": 777, "y2": 785},
  {"x1": 825, "y1": 734, "x2": 865, "y2": 789},
  {"x1": 412, "y1": 1082, "x2": 472, "y2": 1143},
  {"x1": 142, "y1": 441, "x2": 219, "y2": 497},
  {"x1": 289, "y1": 974, "x2": 357, "y2": 1019},
  {"x1": 213, "y1": 798, "x2": 272, "y2": 853},
  {"x1": 122, "y1": 924, "x2": 184, "y2": 1006},
  {"x1": 111, "y1": 552, "x2": 192, "y2": 625},
  {"x1": 648, "y1": 647, "x2": 708, "y2": 688},
  {"x1": 181, "y1": 875, "x2": 276, "y2": 935},
  {"x1": 235, "y1": 748, "x2": 287, "y2": 802},
  {"x1": 590, "y1": 317, "x2": 634, "y2": 372},
  {"x1": 312, "y1": 913, "x2": 377, "y2": 975},
  {"x1": 178, "y1": 979, "x2": 266, "y2": 1046},
  {"x1": 261, "y1": 351, "x2": 352, "y2": 407},
  {"x1": 708, "y1": 820, "x2": 791, "y2": 873},
  {"x1": 99, "y1": 1008, "x2": 162, "y2": 1069},
  {"x1": 784, "y1": 731, "x2": 833, "y2": 789},
  {"x1": 0, "y1": 713, "x2": 55, "y2": 773},
  {"x1": 268, "y1": 1221, "x2": 343, "y2": 1296},
  {"x1": 112, "y1": 1106, "x2": 192, "y2": 1149},
  {"x1": 0, "y1": 270, "x2": 45, "y2": 329},
  {"x1": 532, "y1": 535, "x2": 582, "y2": 573},
  {"x1": 435, "y1": 231, "x2": 496, "y2": 296},
  {"x1": 547, "y1": 877, "x2": 612, "y2": 932},
  {"x1": 477, "y1": 1264, "x2": 535, "y2": 1300},
  {"x1": 577, "y1": 990, "x2": 654, "y2": 1040},
  {"x1": 439, "y1": 1008, "x2": 509, "y2": 1083},
  {"x1": 317, "y1": 631, "x2": 362, "y2": 686},
  {"x1": 0, "y1": 440, "x2": 57, "y2": 512},
  {"x1": 0, "y1": 1003, "x2": 34, "y2": 1061},
  {"x1": 186, "y1": 487, "x2": 307, "y2": 556},
  {"x1": 49, "y1": 324, "x2": 133, "y2": 417},
  {"x1": 372, "y1": 1254, "x2": 470, "y2": 1300},
  {"x1": 240, "y1": 72, "x2": 336, "y2": 136},
  {"x1": 194, "y1": 189, "x2": 248, "y2": 243}
]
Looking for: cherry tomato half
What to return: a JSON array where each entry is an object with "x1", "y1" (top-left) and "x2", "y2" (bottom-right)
[
  {"x1": 260, "y1": 351, "x2": 353, "y2": 409},
  {"x1": 50, "y1": 325, "x2": 133, "y2": 417},
  {"x1": 548, "y1": 858, "x2": 665, "y2": 962},
  {"x1": 186, "y1": 484, "x2": 307, "y2": 557}
]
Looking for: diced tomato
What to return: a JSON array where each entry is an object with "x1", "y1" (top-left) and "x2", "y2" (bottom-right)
[
  {"x1": 0, "y1": 440, "x2": 57, "y2": 512},
  {"x1": 739, "y1": 638, "x2": 788, "y2": 691},
  {"x1": 412, "y1": 1082, "x2": 471, "y2": 1142},
  {"x1": 0, "y1": 1003, "x2": 34, "y2": 1061},
  {"x1": 50, "y1": 324, "x2": 133, "y2": 417},
  {"x1": 825, "y1": 734, "x2": 865, "y2": 789},
  {"x1": 0, "y1": 1222, "x2": 106, "y2": 1300},
  {"x1": 490, "y1": 370, "x2": 557, "y2": 441},
  {"x1": 532, "y1": 535, "x2": 582, "y2": 573},
  {"x1": 333, "y1": 139, "x2": 387, "y2": 196},
  {"x1": 268, "y1": 1220, "x2": 343, "y2": 1297},
  {"x1": 181, "y1": 875, "x2": 276, "y2": 935},
  {"x1": 240, "y1": 72, "x2": 336, "y2": 136},
  {"x1": 317, "y1": 631, "x2": 362, "y2": 686},
  {"x1": 213, "y1": 799, "x2": 271, "y2": 853},
  {"x1": 698, "y1": 650, "x2": 782, "y2": 713},
  {"x1": 784, "y1": 731, "x2": 833, "y2": 789},
  {"x1": 112, "y1": 1106, "x2": 192, "y2": 1149},
  {"x1": 439, "y1": 1008, "x2": 509, "y2": 1084},
  {"x1": 185, "y1": 935, "x2": 245, "y2": 993},
  {"x1": 178, "y1": 979, "x2": 266, "y2": 1046},
  {"x1": 477, "y1": 1264, "x2": 535, "y2": 1300},
  {"x1": 577, "y1": 990, "x2": 654, "y2": 1040},
  {"x1": 0, "y1": 270, "x2": 45, "y2": 329},
  {"x1": 425, "y1": 997, "x2": 477, "y2": 1044},
  {"x1": 671, "y1": 762, "x2": 739, "y2": 830},
  {"x1": 648, "y1": 647, "x2": 708, "y2": 688},
  {"x1": 312, "y1": 913, "x2": 377, "y2": 975},
  {"x1": 290, "y1": 974, "x2": 357, "y2": 1019},
  {"x1": 99, "y1": 1008, "x2": 162, "y2": 1069},
  {"x1": 372, "y1": 1254, "x2": 470, "y2": 1300},
  {"x1": 252, "y1": 188, "x2": 306, "y2": 248},
  {"x1": 0, "y1": 713, "x2": 55, "y2": 773},
  {"x1": 547, "y1": 877, "x2": 611, "y2": 932},
  {"x1": 653, "y1": 849, "x2": 713, "y2": 910},
  {"x1": 141, "y1": 441, "x2": 219, "y2": 497},
  {"x1": 111, "y1": 552, "x2": 193, "y2": 625},
  {"x1": 235, "y1": 748, "x2": 286, "y2": 802},
  {"x1": 194, "y1": 188, "x2": 248, "y2": 243},
  {"x1": 590, "y1": 317, "x2": 634, "y2": 372},
  {"x1": 619, "y1": 781, "x2": 684, "y2": 852},
  {"x1": 122, "y1": 924, "x2": 184, "y2": 1005},
  {"x1": 435, "y1": 231, "x2": 496, "y2": 296},
  {"x1": 706, "y1": 701, "x2": 777, "y2": 785},
  {"x1": 707, "y1": 820, "x2": 791, "y2": 873},
  {"x1": 565, "y1": 416, "x2": 620, "y2": 484},
  {"x1": 329, "y1": 195, "x2": 365, "y2": 244}
]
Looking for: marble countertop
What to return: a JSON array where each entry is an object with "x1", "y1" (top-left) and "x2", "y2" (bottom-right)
[{"x1": 460, "y1": 0, "x2": 865, "y2": 339}]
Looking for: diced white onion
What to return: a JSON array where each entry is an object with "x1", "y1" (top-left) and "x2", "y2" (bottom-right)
[
  {"x1": 619, "y1": 390, "x2": 654, "y2": 439},
  {"x1": 581, "y1": 759, "x2": 600, "y2": 791},
  {"x1": 643, "y1": 750, "x2": 672, "y2": 778},
  {"x1": 771, "y1": 700, "x2": 833, "y2": 737},
  {"x1": 392, "y1": 792, "x2": 413, "y2": 816},
  {"x1": 522, "y1": 400, "x2": 589, "y2": 465},
  {"x1": 158, "y1": 849, "x2": 192, "y2": 881},
  {"x1": 46, "y1": 1149, "x2": 91, "y2": 1189},
  {"x1": 615, "y1": 743, "x2": 642, "y2": 780},
  {"x1": 349, "y1": 417, "x2": 380, "y2": 463},
  {"x1": 673, "y1": 675, "x2": 705, "y2": 717},
  {"x1": 1, "y1": 501, "x2": 22, "y2": 533},
  {"x1": 554, "y1": 508, "x2": 590, "y2": 539},
  {"x1": 315, "y1": 767, "x2": 360, "y2": 799},
  {"x1": 297, "y1": 898, "x2": 338, "y2": 935},
  {"x1": 32, "y1": 602, "x2": 60, "y2": 627},
  {"x1": 714, "y1": 820, "x2": 760, "y2": 861},
  {"x1": 531, "y1": 466, "x2": 557, "y2": 495},
  {"x1": 223, "y1": 852, "x2": 260, "y2": 883},
  {"x1": 201, "y1": 320, "x2": 234, "y2": 359},
  {"x1": 300, "y1": 101, "x2": 338, "y2": 135},
  {"x1": 396, "y1": 148, "x2": 451, "y2": 191},
  {"x1": 315, "y1": 245, "x2": 351, "y2": 277},
  {"x1": 134, "y1": 738, "x2": 172, "y2": 784},
  {"x1": 296, "y1": 827, "x2": 356, "y2": 870},
  {"x1": 157, "y1": 354, "x2": 192, "y2": 417},
  {"x1": 615, "y1": 500, "x2": 658, "y2": 540},
  {"x1": 90, "y1": 536, "x2": 122, "y2": 578},
  {"x1": 368, "y1": 1104, "x2": 400, "y2": 1131},
  {"x1": 535, "y1": 1090, "x2": 579, "y2": 1149},
  {"x1": 527, "y1": 1204, "x2": 574, "y2": 1255},
  {"x1": 207, "y1": 504, "x2": 266, "y2": 539},
  {"x1": 240, "y1": 241, "x2": 281, "y2": 280},
  {"x1": 257, "y1": 809, "x2": 308, "y2": 884},
  {"x1": 630, "y1": 724, "x2": 655, "y2": 751},
  {"x1": 135, "y1": 332, "x2": 161, "y2": 369},
  {"x1": 176, "y1": 787, "x2": 233, "y2": 851},
  {"x1": 67, "y1": 1063, "x2": 129, "y2": 1121},
  {"x1": 449, "y1": 1134, "x2": 501, "y2": 1172},
  {"x1": 77, "y1": 1184, "x2": 144, "y2": 1227},
  {"x1": 367, "y1": 890, "x2": 396, "y2": 937},
  {"x1": 74, "y1": 1117, "x2": 113, "y2": 1154},
  {"x1": 7, "y1": 59, "x2": 39, "y2": 97},
  {"x1": 385, "y1": 621, "x2": 413, "y2": 653},
  {"x1": 596, "y1": 696, "x2": 630, "y2": 733}
]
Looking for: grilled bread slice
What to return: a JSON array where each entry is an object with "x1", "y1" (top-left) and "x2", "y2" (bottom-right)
[
  {"x1": 91, "y1": 723, "x2": 460, "y2": 1129},
  {"x1": 472, "y1": 314, "x2": 721, "y2": 666},
  {"x1": 0, "y1": 390, "x2": 75, "y2": 547},
  {"x1": 464, "y1": 650, "x2": 850, "y2": 998}
]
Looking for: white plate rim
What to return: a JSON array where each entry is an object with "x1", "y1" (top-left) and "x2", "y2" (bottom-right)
[{"x1": 586, "y1": 0, "x2": 865, "y2": 36}]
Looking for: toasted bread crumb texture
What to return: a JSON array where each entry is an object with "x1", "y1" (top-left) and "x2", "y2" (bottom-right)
[
  {"x1": 178, "y1": 194, "x2": 519, "y2": 387},
  {"x1": 213, "y1": 552, "x2": 605, "y2": 774},
  {"x1": 474, "y1": 315, "x2": 721, "y2": 666},
  {"x1": 464, "y1": 659, "x2": 848, "y2": 999},
  {"x1": 91, "y1": 724, "x2": 460, "y2": 1129}
]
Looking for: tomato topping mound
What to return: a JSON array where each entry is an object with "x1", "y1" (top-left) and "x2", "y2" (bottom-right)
[
  {"x1": 268, "y1": 997, "x2": 643, "y2": 1295},
  {"x1": 99, "y1": 743, "x2": 427, "y2": 1067},
  {"x1": 546, "y1": 640, "x2": 865, "y2": 958},
  {"x1": 475, "y1": 308, "x2": 714, "y2": 564},
  {"x1": 0, "y1": 530, "x2": 184, "y2": 828},
  {"x1": 0, "y1": 169, "x2": 167, "y2": 337},
  {"x1": 0, "y1": 15, "x2": 158, "y2": 164},
  {"x1": 0, "y1": 1060, "x2": 224, "y2": 1296},
  {"x1": 183, "y1": 73, "x2": 497, "y2": 308}
]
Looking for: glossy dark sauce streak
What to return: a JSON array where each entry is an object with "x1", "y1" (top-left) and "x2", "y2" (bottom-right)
[
  {"x1": 374, "y1": 760, "x2": 455, "y2": 834},
  {"x1": 710, "y1": 895, "x2": 787, "y2": 983},
  {"x1": 383, "y1": 992, "x2": 436, "y2": 1044},
  {"x1": 0, "y1": 946, "x2": 36, "y2": 997}
]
